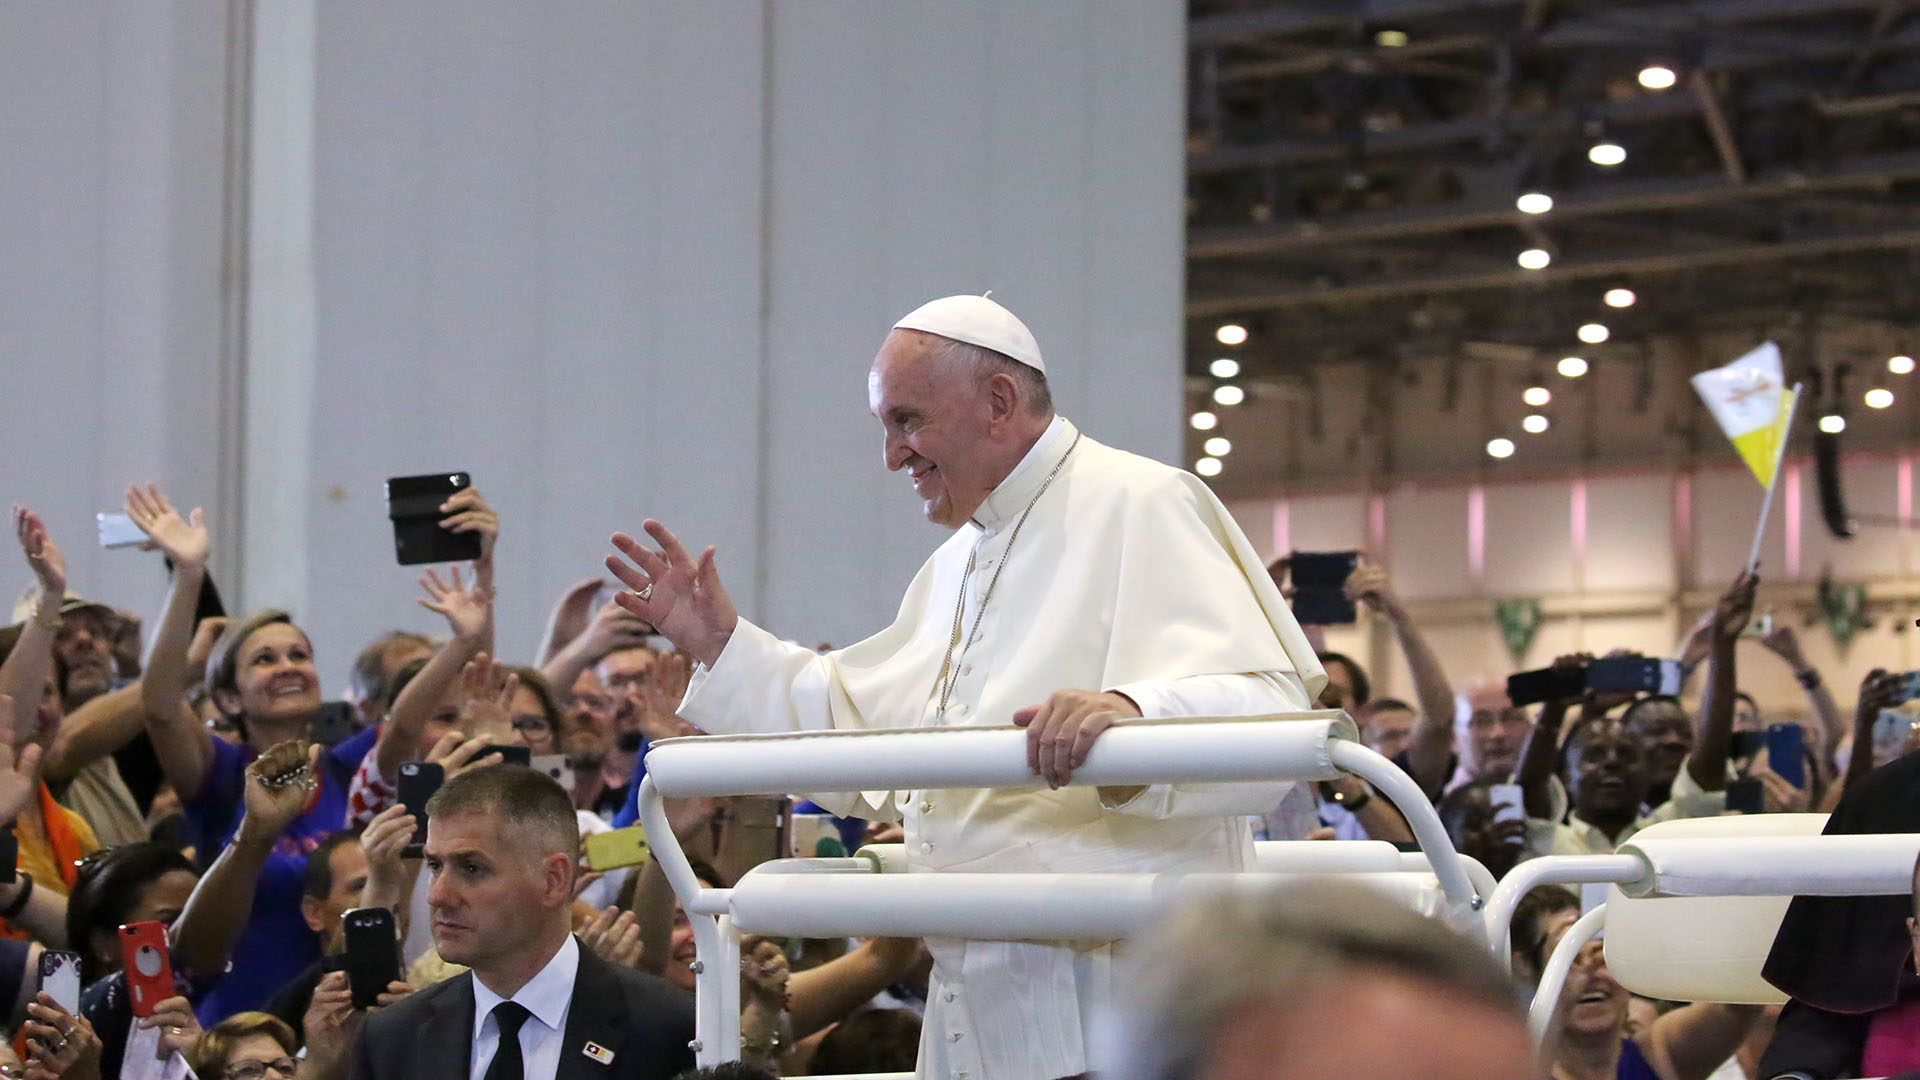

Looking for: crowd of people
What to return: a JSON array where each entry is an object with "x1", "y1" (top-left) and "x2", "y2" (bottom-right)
[{"x1": 0, "y1": 300, "x2": 1913, "y2": 1080}]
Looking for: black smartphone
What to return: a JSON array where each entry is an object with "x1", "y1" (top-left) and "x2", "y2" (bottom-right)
[
  {"x1": 1506, "y1": 665, "x2": 1587, "y2": 708},
  {"x1": 341, "y1": 907, "x2": 402, "y2": 1010},
  {"x1": 1289, "y1": 551, "x2": 1359, "y2": 625},
  {"x1": 476, "y1": 745, "x2": 532, "y2": 768},
  {"x1": 1729, "y1": 731, "x2": 1767, "y2": 761},
  {"x1": 1767, "y1": 723, "x2": 1807, "y2": 790},
  {"x1": 308, "y1": 701, "x2": 358, "y2": 747},
  {"x1": 1726, "y1": 777, "x2": 1765, "y2": 815},
  {"x1": 1586, "y1": 656, "x2": 1682, "y2": 697},
  {"x1": 386, "y1": 473, "x2": 482, "y2": 566},
  {"x1": 397, "y1": 761, "x2": 443, "y2": 858}
]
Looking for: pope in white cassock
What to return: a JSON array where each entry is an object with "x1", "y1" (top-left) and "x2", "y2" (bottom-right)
[{"x1": 606, "y1": 295, "x2": 1326, "y2": 1080}]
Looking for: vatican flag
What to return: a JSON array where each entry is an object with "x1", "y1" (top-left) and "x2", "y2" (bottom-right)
[{"x1": 1692, "y1": 341, "x2": 1796, "y2": 489}]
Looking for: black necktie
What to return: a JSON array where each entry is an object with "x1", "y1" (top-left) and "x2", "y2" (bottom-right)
[{"x1": 485, "y1": 1001, "x2": 532, "y2": 1080}]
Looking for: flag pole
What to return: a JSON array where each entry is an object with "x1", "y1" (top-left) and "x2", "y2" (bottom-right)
[{"x1": 1746, "y1": 384, "x2": 1803, "y2": 573}]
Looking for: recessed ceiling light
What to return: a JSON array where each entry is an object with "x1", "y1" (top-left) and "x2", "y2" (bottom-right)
[
  {"x1": 1204, "y1": 437, "x2": 1232, "y2": 456},
  {"x1": 1523, "y1": 386, "x2": 1552, "y2": 407},
  {"x1": 1818, "y1": 414, "x2": 1846, "y2": 434},
  {"x1": 1196, "y1": 457, "x2": 1224, "y2": 477},
  {"x1": 1522, "y1": 414, "x2": 1551, "y2": 434},
  {"x1": 1210, "y1": 358, "x2": 1241, "y2": 379},
  {"x1": 1589, "y1": 142, "x2": 1627, "y2": 166},
  {"x1": 1516, "y1": 192, "x2": 1554, "y2": 215},
  {"x1": 1578, "y1": 322, "x2": 1611, "y2": 344},
  {"x1": 1604, "y1": 288, "x2": 1636, "y2": 308},
  {"x1": 1518, "y1": 248, "x2": 1552, "y2": 270},
  {"x1": 1215, "y1": 324, "x2": 1248, "y2": 346},
  {"x1": 1213, "y1": 385, "x2": 1246, "y2": 406},
  {"x1": 1557, "y1": 356, "x2": 1589, "y2": 378},
  {"x1": 1374, "y1": 29, "x2": 1409, "y2": 48},
  {"x1": 1638, "y1": 66, "x2": 1677, "y2": 90},
  {"x1": 1890, "y1": 355, "x2": 1916, "y2": 375},
  {"x1": 1486, "y1": 437, "x2": 1516, "y2": 459},
  {"x1": 1190, "y1": 411, "x2": 1217, "y2": 431},
  {"x1": 1865, "y1": 388, "x2": 1895, "y2": 409}
]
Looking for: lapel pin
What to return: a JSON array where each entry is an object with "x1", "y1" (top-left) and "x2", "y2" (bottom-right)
[{"x1": 582, "y1": 1042, "x2": 615, "y2": 1066}]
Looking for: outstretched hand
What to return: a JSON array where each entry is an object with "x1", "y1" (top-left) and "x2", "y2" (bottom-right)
[
  {"x1": 606, "y1": 521, "x2": 738, "y2": 666},
  {"x1": 0, "y1": 697, "x2": 45, "y2": 823},
  {"x1": 455, "y1": 654, "x2": 519, "y2": 737},
  {"x1": 124, "y1": 483, "x2": 209, "y2": 569},
  {"x1": 417, "y1": 564, "x2": 492, "y2": 644},
  {"x1": 12, "y1": 506, "x2": 66, "y2": 600}
]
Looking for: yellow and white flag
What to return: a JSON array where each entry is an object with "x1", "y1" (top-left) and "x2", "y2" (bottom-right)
[{"x1": 1691, "y1": 341, "x2": 1795, "y2": 488}]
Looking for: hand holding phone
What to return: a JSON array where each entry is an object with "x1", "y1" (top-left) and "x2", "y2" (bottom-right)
[
  {"x1": 341, "y1": 908, "x2": 402, "y2": 1010},
  {"x1": 387, "y1": 473, "x2": 482, "y2": 566},
  {"x1": 38, "y1": 950, "x2": 82, "y2": 1013},
  {"x1": 1488, "y1": 783, "x2": 1526, "y2": 827},
  {"x1": 397, "y1": 762, "x2": 444, "y2": 858},
  {"x1": 120, "y1": 921, "x2": 175, "y2": 1018},
  {"x1": 583, "y1": 826, "x2": 651, "y2": 872}
]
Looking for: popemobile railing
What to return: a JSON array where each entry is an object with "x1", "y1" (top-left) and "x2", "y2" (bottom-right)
[
  {"x1": 1481, "y1": 827, "x2": 1920, "y2": 1047},
  {"x1": 632, "y1": 711, "x2": 1488, "y2": 1066}
]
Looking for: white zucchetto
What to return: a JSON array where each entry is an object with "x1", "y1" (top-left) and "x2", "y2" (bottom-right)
[{"x1": 893, "y1": 294, "x2": 1046, "y2": 374}]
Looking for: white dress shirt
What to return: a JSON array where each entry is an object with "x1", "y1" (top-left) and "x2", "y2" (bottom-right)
[{"x1": 469, "y1": 935, "x2": 580, "y2": 1080}]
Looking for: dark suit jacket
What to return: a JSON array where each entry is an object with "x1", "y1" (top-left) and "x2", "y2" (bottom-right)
[{"x1": 350, "y1": 941, "x2": 695, "y2": 1080}]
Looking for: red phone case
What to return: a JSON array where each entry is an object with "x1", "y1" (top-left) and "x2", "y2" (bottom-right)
[{"x1": 120, "y1": 921, "x2": 174, "y2": 1018}]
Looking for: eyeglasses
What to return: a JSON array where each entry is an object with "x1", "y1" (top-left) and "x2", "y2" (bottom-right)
[{"x1": 224, "y1": 1058, "x2": 301, "y2": 1080}]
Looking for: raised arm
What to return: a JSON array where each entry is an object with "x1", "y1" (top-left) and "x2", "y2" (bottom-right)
[
  {"x1": 1688, "y1": 571, "x2": 1756, "y2": 792},
  {"x1": 1643, "y1": 1001, "x2": 1762, "y2": 1080},
  {"x1": 1347, "y1": 563, "x2": 1457, "y2": 793},
  {"x1": 786, "y1": 936, "x2": 927, "y2": 1039},
  {"x1": 1844, "y1": 668, "x2": 1903, "y2": 792},
  {"x1": 535, "y1": 579, "x2": 607, "y2": 666},
  {"x1": 539, "y1": 600, "x2": 651, "y2": 707},
  {"x1": 1, "y1": 508, "x2": 65, "y2": 742},
  {"x1": 124, "y1": 484, "x2": 217, "y2": 799},
  {"x1": 1759, "y1": 624, "x2": 1843, "y2": 780},
  {"x1": 0, "y1": 696, "x2": 64, "y2": 946},
  {"x1": 373, "y1": 567, "x2": 493, "y2": 786},
  {"x1": 437, "y1": 487, "x2": 499, "y2": 656},
  {"x1": 170, "y1": 740, "x2": 318, "y2": 977},
  {"x1": 607, "y1": 521, "x2": 738, "y2": 668},
  {"x1": 1516, "y1": 656, "x2": 1584, "y2": 818}
]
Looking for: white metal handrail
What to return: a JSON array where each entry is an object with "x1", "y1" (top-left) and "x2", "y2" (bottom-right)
[{"x1": 634, "y1": 712, "x2": 1485, "y2": 1064}]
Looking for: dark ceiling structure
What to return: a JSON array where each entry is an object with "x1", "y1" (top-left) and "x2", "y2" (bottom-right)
[{"x1": 1185, "y1": 0, "x2": 1920, "y2": 380}]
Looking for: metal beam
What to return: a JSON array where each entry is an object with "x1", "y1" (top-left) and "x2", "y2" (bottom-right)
[
  {"x1": 1691, "y1": 71, "x2": 1747, "y2": 183},
  {"x1": 1186, "y1": 224, "x2": 1920, "y2": 314},
  {"x1": 1188, "y1": 1, "x2": 1522, "y2": 47},
  {"x1": 1189, "y1": 150, "x2": 1920, "y2": 257}
]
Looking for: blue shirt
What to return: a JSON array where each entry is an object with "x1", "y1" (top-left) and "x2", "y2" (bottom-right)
[{"x1": 182, "y1": 738, "x2": 350, "y2": 1023}]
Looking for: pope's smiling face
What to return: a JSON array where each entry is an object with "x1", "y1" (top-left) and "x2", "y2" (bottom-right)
[{"x1": 871, "y1": 329, "x2": 1026, "y2": 529}]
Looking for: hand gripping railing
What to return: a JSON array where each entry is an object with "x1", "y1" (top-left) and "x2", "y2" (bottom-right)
[{"x1": 634, "y1": 713, "x2": 1484, "y2": 1064}]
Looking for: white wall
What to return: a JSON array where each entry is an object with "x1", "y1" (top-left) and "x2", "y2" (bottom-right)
[
  {"x1": 0, "y1": 1, "x2": 229, "y2": 623},
  {"x1": 271, "y1": 1, "x2": 1184, "y2": 685}
]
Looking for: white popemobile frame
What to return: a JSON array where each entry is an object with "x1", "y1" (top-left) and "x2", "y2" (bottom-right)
[{"x1": 633, "y1": 713, "x2": 1920, "y2": 1067}]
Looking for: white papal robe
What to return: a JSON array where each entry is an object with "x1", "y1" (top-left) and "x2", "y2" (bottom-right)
[{"x1": 678, "y1": 415, "x2": 1326, "y2": 1080}]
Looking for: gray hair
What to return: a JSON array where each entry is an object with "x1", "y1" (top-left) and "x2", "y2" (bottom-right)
[
  {"x1": 1099, "y1": 880, "x2": 1520, "y2": 1080},
  {"x1": 933, "y1": 336, "x2": 1053, "y2": 417}
]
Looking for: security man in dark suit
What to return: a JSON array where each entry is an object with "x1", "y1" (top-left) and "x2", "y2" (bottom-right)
[{"x1": 352, "y1": 764, "x2": 693, "y2": 1080}]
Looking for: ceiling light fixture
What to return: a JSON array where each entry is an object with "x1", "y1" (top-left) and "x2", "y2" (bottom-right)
[
  {"x1": 1196, "y1": 457, "x2": 1224, "y2": 477},
  {"x1": 1516, "y1": 191, "x2": 1554, "y2": 215},
  {"x1": 1517, "y1": 248, "x2": 1552, "y2": 270},
  {"x1": 1215, "y1": 324, "x2": 1248, "y2": 346},
  {"x1": 1374, "y1": 29, "x2": 1409, "y2": 48},
  {"x1": 1638, "y1": 65, "x2": 1677, "y2": 90},
  {"x1": 1818, "y1": 413, "x2": 1847, "y2": 434},
  {"x1": 1213, "y1": 385, "x2": 1245, "y2": 406},
  {"x1": 1578, "y1": 322, "x2": 1611, "y2": 344},
  {"x1": 1204, "y1": 437, "x2": 1232, "y2": 456},
  {"x1": 1588, "y1": 141, "x2": 1627, "y2": 166},
  {"x1": 1604, "y1": 288, "x2": 1636, "y2": 308},
  {"x1": 1523, "y1": 386, "x2": 1552, "y2": 407},
  {"x1": 1865, "y1": 388, "x2": 1895, "y2": 409},
  {"x1": 1522, "y1": 414, "x2": 1551, "y2": 434},
  {"x1": 1557, "y1": 356, "x2": 1589, "y2": 378},
  {"x1": 1210, "y1": 358, "x2": 1241, "y2": 379},
  {"x1": 1189, "y1": 411, "x2": 1218, "y2": 431},
  {"x1": 1890, "y1": 355, "x2": 1916, "y2": 376},
  {"x1": 1486, "y1": 437, "x2": 1516, "y2": 460}
]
